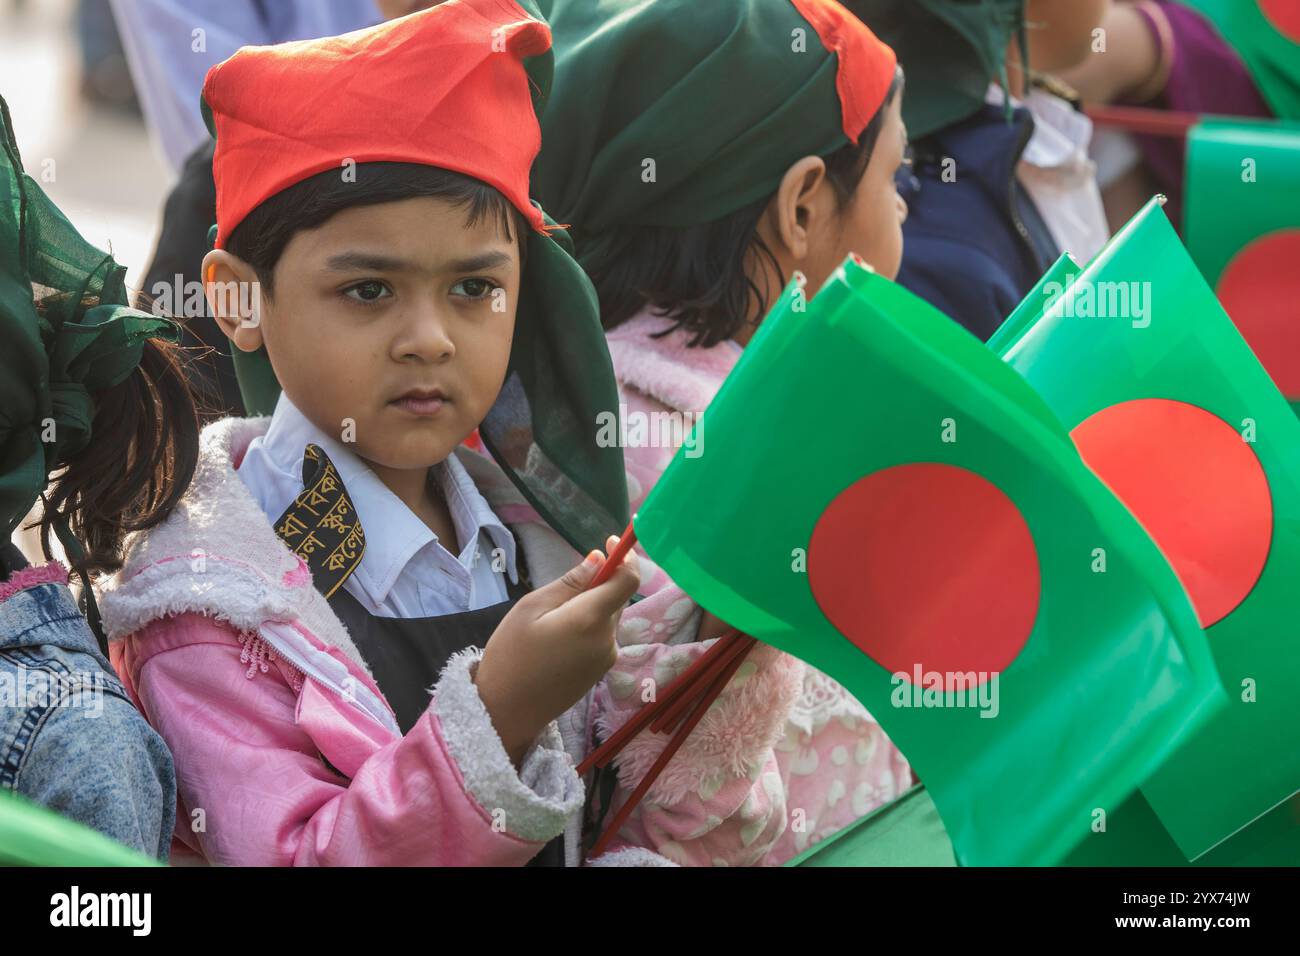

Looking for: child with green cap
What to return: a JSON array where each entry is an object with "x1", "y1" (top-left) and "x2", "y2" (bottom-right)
[
  {"x1": 0, "y1": 95, "x2": 191, "y2": 859},
  {"x1": 97, "y1": 0, "x2": 644, "y2": 867},
  {"x1": 532, "y1": 0, "x2": 914, "y2": 865}
]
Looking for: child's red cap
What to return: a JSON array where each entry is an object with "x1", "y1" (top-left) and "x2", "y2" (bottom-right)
[
  {"x1": 792, "y1": 0, "x2": 899, "y2": 145},
  {"x1": 202, "y1": 0, "x2": 550, "y2": 250}
]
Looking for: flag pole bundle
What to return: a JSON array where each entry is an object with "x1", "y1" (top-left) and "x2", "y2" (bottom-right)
[{"x1": 578, "y1": 522, "x2": 758, "y2": 857}]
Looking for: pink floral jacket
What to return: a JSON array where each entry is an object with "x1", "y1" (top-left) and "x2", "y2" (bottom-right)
[{"x1": 594, "y1": 310, "x2": 913, "y2": 865}]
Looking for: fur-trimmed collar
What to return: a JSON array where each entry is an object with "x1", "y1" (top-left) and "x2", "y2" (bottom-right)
[{"x1": 605, "y1": 309, "x2": 742, "y2": 415}]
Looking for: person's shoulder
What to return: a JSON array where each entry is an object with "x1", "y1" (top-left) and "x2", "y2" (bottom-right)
[
  {"x1": 909, "y1": 102, "x2": 1035, "y2": 200},
  {"x1": 901, "y1": 231, "x2": 1023, "y2": 277},
  {"x1": 10, "y1": 635, "x2": 168, "y2": 776},
  {"x1": 606, "y1": 311, "x2": 738, "y2": 416},
  {"x1": 16, "y1": 674, "x2": 176, "y2": 858},
  {"x1": 897, "y1": 235, "x2": 1022, "y2": 341}
]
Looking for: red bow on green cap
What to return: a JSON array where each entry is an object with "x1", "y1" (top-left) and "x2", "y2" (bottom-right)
[{"x1": 203, "y1": 0, "x2": 552, "y2": 249}]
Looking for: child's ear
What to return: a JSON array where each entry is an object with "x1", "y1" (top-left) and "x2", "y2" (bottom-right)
[
  {"x1": 202, "y1": 249, "x2": 266, "y2": 353},
  {"x1": 768, "y1": 156, "x2": 828, "y2": 264}
]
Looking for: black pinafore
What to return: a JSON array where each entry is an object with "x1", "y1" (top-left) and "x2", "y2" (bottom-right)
[{"x1": 272, "y1": 444, "x2": 565, "y2": 866}]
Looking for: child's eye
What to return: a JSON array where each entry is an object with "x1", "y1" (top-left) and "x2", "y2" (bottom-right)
[
  {"x1": 451, "y1": 277, "x2": 499, "y2": 300},
  {"x1": 342, "y1": 280, "x2": 392, "y2": 304}
]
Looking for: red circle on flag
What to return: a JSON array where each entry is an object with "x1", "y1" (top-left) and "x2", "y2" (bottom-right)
[
  {"x1": 1071, "y1": 398, "x2": 1272, "y2": 627},
  {"x1": 1215, "y1": 229, "x2": 1300, "y2": 399},
  {"x1": 1259, "y1": 0, "x2": 1300, "y2": 42},
  {"x1": 807, "y1": 463, "x2": 1040, "y2": 688}
]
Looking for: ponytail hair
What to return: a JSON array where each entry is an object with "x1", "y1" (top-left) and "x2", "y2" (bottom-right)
[{"x1": 34, "y1": 332, "x2": 200, "y2": 578}]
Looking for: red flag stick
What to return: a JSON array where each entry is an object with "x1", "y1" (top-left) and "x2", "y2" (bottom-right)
[
  {"x1": 576, "y1": 629, "x2": 739, "y2": 775},
  {"x1": 649, "y1": 631, "x2": 751, "y2": 732},
  {"x1": 586, "y1": 518, "x2": 638, "y2": 590},
  {"x1": 576, "y1": 519, "x2": 755, "y2": 790},
  {"x1": 590, "y1": 642, "x2": 753, "y2": 859},
  {"x1": 1084, "y1": 104, "x2": 1201, "y2": 139},
  {"x1": 662, "y1": 635, "x2": 757, "y2": 736}
]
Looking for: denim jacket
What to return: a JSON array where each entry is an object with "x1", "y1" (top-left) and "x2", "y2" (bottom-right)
[
  {"x1": 896, "y1": 103, "x2": 1060, "y2": 341},
  {"x1": 0, "y1": 557, "x2": 176, "y2": 859}
]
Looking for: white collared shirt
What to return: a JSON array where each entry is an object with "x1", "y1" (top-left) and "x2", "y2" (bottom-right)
[
  {"x1": 237, "y1": 393, "x2": 518, "y2": 618},
  {"x1": 988, "y1": 84, "x2": 1111, "y2": 264}
]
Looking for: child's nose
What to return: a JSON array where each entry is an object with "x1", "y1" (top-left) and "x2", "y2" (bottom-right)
[{"x1": 395, "y1": 305, "x2": 456, "y2": 362}]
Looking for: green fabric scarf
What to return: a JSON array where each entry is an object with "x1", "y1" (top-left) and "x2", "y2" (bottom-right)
[
  {"x1": 844, "y1": 0, "x2": 1025, "y2": 137},
  {"x1": 531, "y1": 0, "x2": 1024, "y2": 244},
  {"x1": 532, "y1": 0, "x2": 851, "y2": 235}
]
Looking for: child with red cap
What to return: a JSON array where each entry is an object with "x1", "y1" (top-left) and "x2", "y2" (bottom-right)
[{"x1": 98, "y1": 0, "x2": 643, "y2": 867}]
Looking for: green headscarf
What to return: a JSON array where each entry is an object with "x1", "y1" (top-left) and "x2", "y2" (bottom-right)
[
  {"x1": 844, "y1": 0, "x2": 1026, "y2": 138},
  {"x1": 532, "y1": 0, "x2": 857, "y2": 235},
  {"x1": 531, "y1": 0, "x2": 1022, "y2": 238},
  {"x1": 0, "y1": 95, "x2": 180, "y2": 553}
]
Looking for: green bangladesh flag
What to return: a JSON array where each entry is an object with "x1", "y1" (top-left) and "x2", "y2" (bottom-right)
[
  {"x1": 634, "y1": 255, "x2": 1222, "y2": 866},
  {"x1": 992, "y1": 254, "x2": 1294, "y2": 868},
  {"x1": 996, "y1": 196, "x2": 1300, "y2": 860},
  {"x1": 1179, "y1": 0, "x2": 1300, "y2": 119},
  {"x1": 1184, "y1": 117, "x2": 1300, "y2": 413},
  {"x1": 787, "y1": 784, "x2": 957, "y2": 867},
  {"x1": 789, "y1": 786, "x2": 1300, "y2": 867},
  {"x1": 0, "y1": 792, "x2": 160, "y2": 866},
  {"x1": 1062, "y1": 790, "x2": 1300, "y2": 867}
]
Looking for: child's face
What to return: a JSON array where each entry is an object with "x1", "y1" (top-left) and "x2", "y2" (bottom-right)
[
  {"x1": 757, "y1": 92, "x2": 909, "y2": 317},
  {"x1": 245, "y1": 196, "x2": 520, "y2": 473}
]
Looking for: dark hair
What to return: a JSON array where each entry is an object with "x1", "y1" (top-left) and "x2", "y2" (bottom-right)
[
  {"x1": 587, "y1": 71, "x2": 904, "y2": 348},
  {"x1": 226, "y1": 162, "x2": 530, "y2": 294},
  {"x1": 33, "y1": 323, "x2": 200, "y2": 578}
]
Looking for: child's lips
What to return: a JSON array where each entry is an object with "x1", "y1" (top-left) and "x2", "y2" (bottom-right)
[{"x1": 390, "y1": 389, "x2": 449, "y2": 416}]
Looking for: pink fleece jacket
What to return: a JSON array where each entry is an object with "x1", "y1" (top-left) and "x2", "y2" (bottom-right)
[
  {"x1": 98, "y1": 416, "x2": 652, "y2": 867},
  {"x1": 595, "y1": 310, "x2": 913, "y2": 865}
]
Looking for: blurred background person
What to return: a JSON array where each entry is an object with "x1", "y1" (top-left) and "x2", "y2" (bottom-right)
[
  {"x1": 108, "y1": 0, "x2": 387, "y2": 417},
  {"x1": 845, "y1": 0, "x2": 1110, "y2": 340},
  {"x1": 109, "y1": 0, "x2": 384, "y2": 172},
  {"x1": 1058, "y1": 1, "x2": 1276, "y2": 232}
]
